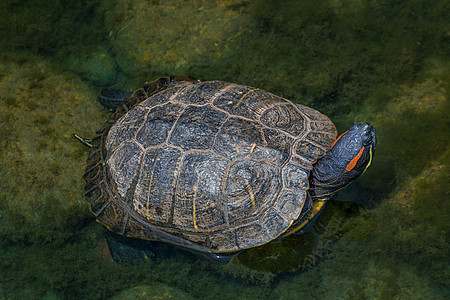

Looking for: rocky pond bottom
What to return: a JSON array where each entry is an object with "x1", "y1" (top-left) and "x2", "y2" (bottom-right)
[{"x1": 0, "y1": 0, "x2": 449, "y2": 298}]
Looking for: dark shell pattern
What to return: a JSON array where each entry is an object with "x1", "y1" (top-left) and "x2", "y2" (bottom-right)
[{"x1": 84, "y1": 80, "x2": 337, "y2": 253}]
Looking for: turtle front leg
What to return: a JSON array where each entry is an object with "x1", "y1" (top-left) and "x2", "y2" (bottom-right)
[{"x1": 73, "y1": 133, "x2": 93, "y2": 148}]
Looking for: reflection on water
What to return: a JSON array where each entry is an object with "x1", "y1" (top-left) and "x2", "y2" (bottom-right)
[{"x1": 0, "y1": 0, "x2": 448, "y2": 298}]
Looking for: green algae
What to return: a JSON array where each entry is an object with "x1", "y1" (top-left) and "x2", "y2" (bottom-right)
[
  {"x1": 0, "y1": 0, "x2": 107, "y2": 61},
  {"x1": 0, "y1": 53, "x2": 105, "y2": 245},
  {"x1": 0, "y1": 0, "x2": 449, "y2": 299},
  {"x1": 311, "y1": 152, "x2": 450, "y2": 299},
  {"x1": 111, "y1": 284, "x2": 195, "y2": 300},
  {"x1": 233, "y1": 231, "x2": 316, "y2": 273}
]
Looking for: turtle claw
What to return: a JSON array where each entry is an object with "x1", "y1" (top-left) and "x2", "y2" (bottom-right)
[{"x1": 73, "y1": 133, "x2": 92, "y2": 148}]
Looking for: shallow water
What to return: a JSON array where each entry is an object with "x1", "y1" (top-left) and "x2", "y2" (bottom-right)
[{"x1": 0, "y1": 0, "x2": 449, "y2": 299}]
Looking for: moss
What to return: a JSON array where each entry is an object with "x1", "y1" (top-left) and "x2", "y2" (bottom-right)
[
  {"x1": 0, "y1": 0, "x2": 107, "y2": 57},
  {"x1": 0, "y1": 0, "x2": 449, "y2": 299},
  {"x1": 111, "y1": 284, "x2": 194, "y2": 299},
  {"x1": 0, "y1": 53, "x2": 105, "y2": 246},
  {"x1": 233, "y1": 232, "x2": 316, "y2": 273},
  {"x1": 298, "y1": 151, "x2": 450, "y2": 299},
  {"x1": 354, "y1": 77, "x2": 449, "y2": 200},
  {"x1": 0, "y1": 48, "x2": 276, "y2": 298},
  {"x1": 104, "y1": 0, "x2": 250, "y2": 83}
]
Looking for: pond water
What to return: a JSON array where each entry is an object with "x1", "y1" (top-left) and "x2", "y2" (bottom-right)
[{"x1": 0, "y1": 0, "x2": 448, "y2": 299}]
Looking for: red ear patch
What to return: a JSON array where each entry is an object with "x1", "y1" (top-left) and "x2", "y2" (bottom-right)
[
  {"x1": 345, "y1": 146, "x2": 364, "y2": 172},
  {"x1": 330, "y1": 130, "x2": 348, "y2": 149}
]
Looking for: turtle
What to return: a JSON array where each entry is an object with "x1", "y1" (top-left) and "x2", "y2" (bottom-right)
[{"x1": 77, "y1": 76, "x2": 376, "y2": 264}]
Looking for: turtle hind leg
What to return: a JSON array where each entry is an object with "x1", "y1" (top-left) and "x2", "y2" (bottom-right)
[
  {"x1": 104, "y1": 230, "x2": 155, "y2": 264},
  {"x1": 104, "y1": 230, "x2": 222, "y2": 264}
]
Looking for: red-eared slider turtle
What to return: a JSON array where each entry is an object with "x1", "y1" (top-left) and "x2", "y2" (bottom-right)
[{"x1": 77, "y1": 76, "x2": 376, "y2": 263}]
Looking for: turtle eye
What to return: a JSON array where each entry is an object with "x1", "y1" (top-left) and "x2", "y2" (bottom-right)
[{"x1": 363, "y1": 135, "x2": 372, "y2": 146}]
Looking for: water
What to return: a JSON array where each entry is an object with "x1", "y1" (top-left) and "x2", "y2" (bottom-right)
[{"x1": 0, "y1": 0, "x2": 449, "y2": 298}]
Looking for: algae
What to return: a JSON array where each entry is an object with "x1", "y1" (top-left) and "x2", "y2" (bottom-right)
[{"x1": 0, "y1": 0, "x2": 449, "y2": 298}]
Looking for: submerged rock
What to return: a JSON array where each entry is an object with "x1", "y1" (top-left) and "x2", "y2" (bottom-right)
[
  {"x1": 0, "y1": 52, "x2": 107, "y2": 244},
  {"x1": 103, "y1": 0, "x2": 249, "y2": 76},
  {"x1": 67, "y1": 46, "x2": 118, "y2": 86}
]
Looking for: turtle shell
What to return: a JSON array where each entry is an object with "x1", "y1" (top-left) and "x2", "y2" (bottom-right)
[{"x1": 84, "y1": 79, "x2": 337, "y2": 253}]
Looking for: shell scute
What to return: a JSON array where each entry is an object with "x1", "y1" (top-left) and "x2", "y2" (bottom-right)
[
  {"x1": 173, "y1": 152, "x2": 229, "y2": 231},
  {"x1": 276, "y1": 189, "x2": 307, "y2": 221},
  {"x1": 106, "y1": 141, "x2": 143, "y2": 198},
  {"x1": 133, "y1": 146, "x2": 183, "y2": 224},
  {"x1": 212, "y1": 117, "x2": 265, "y2": 160},
  {"x1": 225, "y1": 158, "x2": 282, "y2": 226},
  {"x1": 212, "y1": 84, "x2": 282, "y2": 120},
  {"x1": 136, "y1": 102, "x2": 184, "y2": 148},
  {"x1": 178, "y1": 81, "x2": 229, "y2": 105},
  {"x1": 169, "y1": 105, "x2": 227, "y2": 151},
  {"x1": 252, "y1": 128, "x2": 294, "y2": 165},
  {"x1": 260, "y1": 103, "x2": 306, "y2": 136}
]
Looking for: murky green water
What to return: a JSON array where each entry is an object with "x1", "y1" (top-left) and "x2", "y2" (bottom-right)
[{"x1": 1, "y1": 0, "x2": 449, "y2": 299}]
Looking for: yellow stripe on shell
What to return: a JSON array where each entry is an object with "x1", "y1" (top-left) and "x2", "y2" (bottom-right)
[
  {"x1": 193, "y1": 185, "x2": 199, "y2": 230},
  {"x1": 145, "y1": 171, "x2": 154, "y2": 221},
  {"x1": 246, "y1": 181, "x2": 256, "y2": 207},
  {"x1": 233, "y1": 89, "x2": 259, "y2": 108},
  {"x1": 249, "y1": 143, "x2": 257, "y2": 153}
]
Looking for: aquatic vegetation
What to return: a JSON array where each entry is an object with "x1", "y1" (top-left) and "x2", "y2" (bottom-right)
[
  {"x1": 103, "y1": 0, "x2": 250, "y2": 84},
  {"x1": 0, "y1": 0, "x2": 106, "y2": 56},
  {"x1": 0, "y1": 53, "x2": 105, "y2": 246},
  {"x1": 0, "y1": 0, "x2": 449, "y2": 298}
]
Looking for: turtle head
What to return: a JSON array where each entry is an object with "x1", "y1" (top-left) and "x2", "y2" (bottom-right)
[{"x1": 309, "y1": 123, "x2": 376, "y2": 200}]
